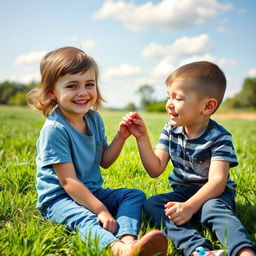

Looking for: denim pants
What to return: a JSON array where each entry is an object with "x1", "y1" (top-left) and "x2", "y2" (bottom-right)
[
  {"x1": 144, "y1": 185, "x2": 255, "y2": 256},
  {"x1": 42, "y1": 187, "x2": 146, "y2": 251}
]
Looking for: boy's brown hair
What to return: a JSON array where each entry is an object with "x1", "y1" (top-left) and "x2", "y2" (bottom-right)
[{"x1": 166, "y1": 61, "x2": 226, "y2": 110}]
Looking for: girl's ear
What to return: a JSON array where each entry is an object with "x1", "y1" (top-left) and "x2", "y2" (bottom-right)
[
  {"x1": 48, "y1": 89, "x2": 56, "y2": 100},
  {"x1": 202, "y1": 98, "x2": 218, "y2": 115}
]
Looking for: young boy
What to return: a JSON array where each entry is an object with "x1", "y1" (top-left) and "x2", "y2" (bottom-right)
[{"x1": 123, "y1": 61, "x2": 256, "y2": 256}]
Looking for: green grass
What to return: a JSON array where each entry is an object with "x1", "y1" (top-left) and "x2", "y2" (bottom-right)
[{"x1": 0, "y1": 105, "x2": 255, "y2": 255}]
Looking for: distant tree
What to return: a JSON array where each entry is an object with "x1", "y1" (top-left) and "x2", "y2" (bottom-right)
[
  {"x1": 137, "y1": 84, "x2": 155, "y2": 109},
  {"x1": 0, "y1": 80, "x2": 39, "y2": 105},
  {"x1": 0, "y1": 81, "x2": 19, "y2": 104},
  {"x1": 8, "y1": 92, "x2": 27, "y2": 105},
  {"x1": 145, "y1": 101, "x2": 166, "y2": 112},
  {"x1": 125, "y1": 102, "x2": 137, "y2": 112},
  {"x1": 224, "y1": 77, "x2": 256, "y2": 108},
  {"x1": 236, "y1": 78, "x2": 256, "y2": 108}
]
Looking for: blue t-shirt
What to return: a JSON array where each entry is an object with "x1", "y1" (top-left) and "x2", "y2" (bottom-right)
[
  {"x1": 156, "y1": 119, "x2": 238, "y2": 190},
  {"x1": 36, "y1": 108, "x2": 108, "y2": 210}
]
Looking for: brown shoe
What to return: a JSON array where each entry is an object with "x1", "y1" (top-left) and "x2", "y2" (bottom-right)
[{"x1": 129, "y1": 230, "x2": 168, "y2": 256}]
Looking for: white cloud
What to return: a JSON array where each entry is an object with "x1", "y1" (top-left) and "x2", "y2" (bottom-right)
[
  {"x1": 142, "y1": 34, "x2": 212, "y2": 59},
  {"x1": 179, "y1": 54, "x2": 216, "y2": 66},
  {"x1": 237, "y1": 8, "x2": 248, "y2": 14},
  {"x1": 68, "y1": 36, "x2": 96, "y2": 50},
  {"x1": 217, "y1": 26, "x2": 229, "y2": 33},
  {"x1": 103, "y1": 64, "x2": 141, "y2": 80},
  {"x1": 82, "y1": 39, "x2": 96, "y2": 50},
  {"x1": 8, "y1": 72, "x2": 40, "y2": 83},
  {"x1": 14, "y1": 51, "x2": 46, "y2": 65},
  {"x1": 152, "y1": 57, "x2": 176, "y2": 78},
  {"x1": 93, "y1": 0, "x2": 232, "y2": 31},
  {"x1": 248, "y1": 68, "x2": 256, "y2": 77},
  {"x1": 218, "y1": 58, "x2": 236, "y2": 67}
]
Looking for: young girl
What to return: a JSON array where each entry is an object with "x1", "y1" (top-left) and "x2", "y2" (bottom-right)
[{"x1": 27, "y1": 46, "x2": 167, "y2": 256}]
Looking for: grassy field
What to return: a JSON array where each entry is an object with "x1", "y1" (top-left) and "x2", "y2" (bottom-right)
[{"x1": 0, "y1": 105, "x2": 255, "y2": 255}]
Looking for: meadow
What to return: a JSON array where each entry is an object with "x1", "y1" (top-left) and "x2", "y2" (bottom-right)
[{"x1": 0, "y1": 105, "x2": 255, "y2": 255}]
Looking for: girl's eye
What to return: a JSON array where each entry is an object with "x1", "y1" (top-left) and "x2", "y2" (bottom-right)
[
  {"x1": 66, "y1": 84, "x2": 77, "y2": 89},
  {"x1": 176, "y1": 97, "x2": 183, "y2": 101},
  {"x1": 86, "y1": 83, "x2": 95, "y2": 87}
]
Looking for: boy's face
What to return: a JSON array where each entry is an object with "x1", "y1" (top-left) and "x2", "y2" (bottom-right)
[
  {"x1": 51, "y1": 68, "x2": 97, "y2": 120},
  {"x1": 166, "y1": 80, "x2": 207, "y2": 127}
]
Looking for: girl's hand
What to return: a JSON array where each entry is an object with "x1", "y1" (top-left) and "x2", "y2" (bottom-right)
[
  {"x1": 97, "y1": 209, "x2": 117, "y2": 234},
  {"x1": 118, "y1": 121, "x2": 131, "y2": 139},
  {"x1": 164, "y1": 201, "x2": 194, "y2": 226},
  {"x1": 122, "y1": 112, "x2": 147, "y2": 139}
]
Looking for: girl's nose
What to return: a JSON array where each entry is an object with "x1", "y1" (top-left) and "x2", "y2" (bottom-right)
[{"x1": 78, "y1": 87, "x2": 88, "y2": 96}]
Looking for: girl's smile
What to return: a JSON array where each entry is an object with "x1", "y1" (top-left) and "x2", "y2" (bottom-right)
[{"x1": 51, "y1": 68, "x2": 97, "y2": 121}]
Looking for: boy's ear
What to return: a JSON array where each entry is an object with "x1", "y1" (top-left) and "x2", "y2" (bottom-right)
[{"x1": 202, "y1": 98, "x2": 218, "y2": 115}]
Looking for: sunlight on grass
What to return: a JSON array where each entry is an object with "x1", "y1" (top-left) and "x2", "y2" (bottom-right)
[{"x1": 0, "y1": 106, "x2": 255, "y2": 255}]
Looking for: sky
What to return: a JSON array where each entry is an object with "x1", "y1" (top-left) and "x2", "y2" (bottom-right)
[{"x1": 1, "y1": 0, "x2": 256, "y2": 108}]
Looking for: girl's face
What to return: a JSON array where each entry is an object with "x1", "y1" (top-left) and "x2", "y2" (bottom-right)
[
  {"x1": 51, "y1": 68, "x2": 97, "y2": 120},
  {"x1": 165, "y1": 80, "x2": 207, "y2": 128}
]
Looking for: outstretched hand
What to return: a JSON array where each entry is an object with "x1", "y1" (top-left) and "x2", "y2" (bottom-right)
[
  {"x1": 122, "y1": 112, "x2": 147, "y2": 139},
  {"x1": 118, "y1": 121, "x2": 131, "y2": 139}
]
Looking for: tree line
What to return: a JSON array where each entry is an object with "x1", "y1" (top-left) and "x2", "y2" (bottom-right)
[
  {"x1": 1, "y1": 78, "x2": 256, "y2": 111},
  {"x1": 0, "y1": 81, "x2": 38, "y2": 105},
  {"x1": 125, "y1": 78, "x2": 256, "y2": 112}
]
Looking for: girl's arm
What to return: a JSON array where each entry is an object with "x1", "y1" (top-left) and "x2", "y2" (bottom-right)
[
  {"x1": 124, "y1": 112, "x2": 169, "y2": 178},
  {"x1": 100, "y1": 122, "x2": 130, "y2": 168},
  {"x1": 165, "y1": 160, "x2": 230, "y2": 225},
  {"x1": 53, "y1": 162, "x2": 117, "y2": 233}
]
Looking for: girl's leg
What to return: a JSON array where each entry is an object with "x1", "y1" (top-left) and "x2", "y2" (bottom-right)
[
  {"x1": 94, "y1": 188, "x2": 146, "y2": 238},
  {"x1": 199, "y1": 188, "x2": 256, "y2": 256},
  {"x1": 96, "y1": 188, "x2": 168, "y2": 255},
  {"x1": 43, "y1": 195, "x2": 117, "y2": 251},
  {"x1": 144, "y1": 186, "x2": 212, "y2": 256}
]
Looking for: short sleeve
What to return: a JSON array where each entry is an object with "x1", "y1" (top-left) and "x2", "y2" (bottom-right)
[
  {"x1": 37, "y1": 124, "x2": 72, "y2": 167},
  {"x1": 94, "y1": 111, "x2": 108, "y2": 148},
  {"x1": 156, "y1": 123, "x2": 170, "y2": 152},
  {"x1": 211, "y1": 133, "x2": 238, "y2": 168}
]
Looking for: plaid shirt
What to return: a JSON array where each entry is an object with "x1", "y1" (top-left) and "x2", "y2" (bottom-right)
[{"x1": 156, "y1": 119, "x2": 238, "y2": 190}]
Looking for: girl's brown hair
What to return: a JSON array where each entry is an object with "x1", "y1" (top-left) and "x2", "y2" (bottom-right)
[{"x1": 27, "y1": 46, "x2": 105, "y2": 117}]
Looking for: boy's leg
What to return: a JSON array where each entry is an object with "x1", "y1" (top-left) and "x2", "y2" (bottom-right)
[
  {"x1": 94, "y1": 187, "x2": 146, "y2": 238},
  {"x1": 144, "y1": 186, "x2": 212, "y2": 256},
  {"x1": 43, "y1": 195, "x2": 117, "y2": 251},
  {"x1": 199, "y1": 188, "x2": 256, "y2": 256}
]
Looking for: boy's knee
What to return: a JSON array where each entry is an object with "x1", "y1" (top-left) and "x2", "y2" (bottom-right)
[
  {"x1": 130, "y1": 188, "x2": 146, "y2": 201},
  {"x1": 144, "y1": 195, "x2": 159, "y2": 213}
]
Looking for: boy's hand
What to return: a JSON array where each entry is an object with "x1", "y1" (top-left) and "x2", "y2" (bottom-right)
[
  {"x1": 122, "y1": 112, "x2": 147, "y2": 139},
  {"x1": 164, "y1": 201, "x2": 194, "y2": 226},
  {"x1": 97, "y1": 209, "x2": 117, "y2": 234}
]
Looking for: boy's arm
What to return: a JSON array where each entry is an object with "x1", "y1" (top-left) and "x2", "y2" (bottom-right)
[
  {"x1": 137, "y1": 135, "x2": 169, "y2": 177},
  {"x1": 53, "y1": 162, "x2": 117, "y2": 233},
  {"x1": 165, "y1": 160, "x2": 230, "y2": 225},
  {"x1": 125, "y1": 112, "x2": 169, "y2": 177}
]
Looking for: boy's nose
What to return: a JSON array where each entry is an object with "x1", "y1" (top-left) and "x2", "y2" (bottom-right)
[{"x1": 167, "y1": 100, "x2": 174, "y2": 109}]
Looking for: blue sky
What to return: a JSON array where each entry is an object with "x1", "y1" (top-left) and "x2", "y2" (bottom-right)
[{"x1": 1, "y1": 0, "x2": 256, "y2": 108}]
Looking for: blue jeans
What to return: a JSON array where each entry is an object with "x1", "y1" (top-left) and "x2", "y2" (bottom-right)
[
  {"x1": 144, "y1": 185, "x2": 256, "y2": 256},
  {"x1": 42, "y1": 187, "x2": 146, "y2": 251}
]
